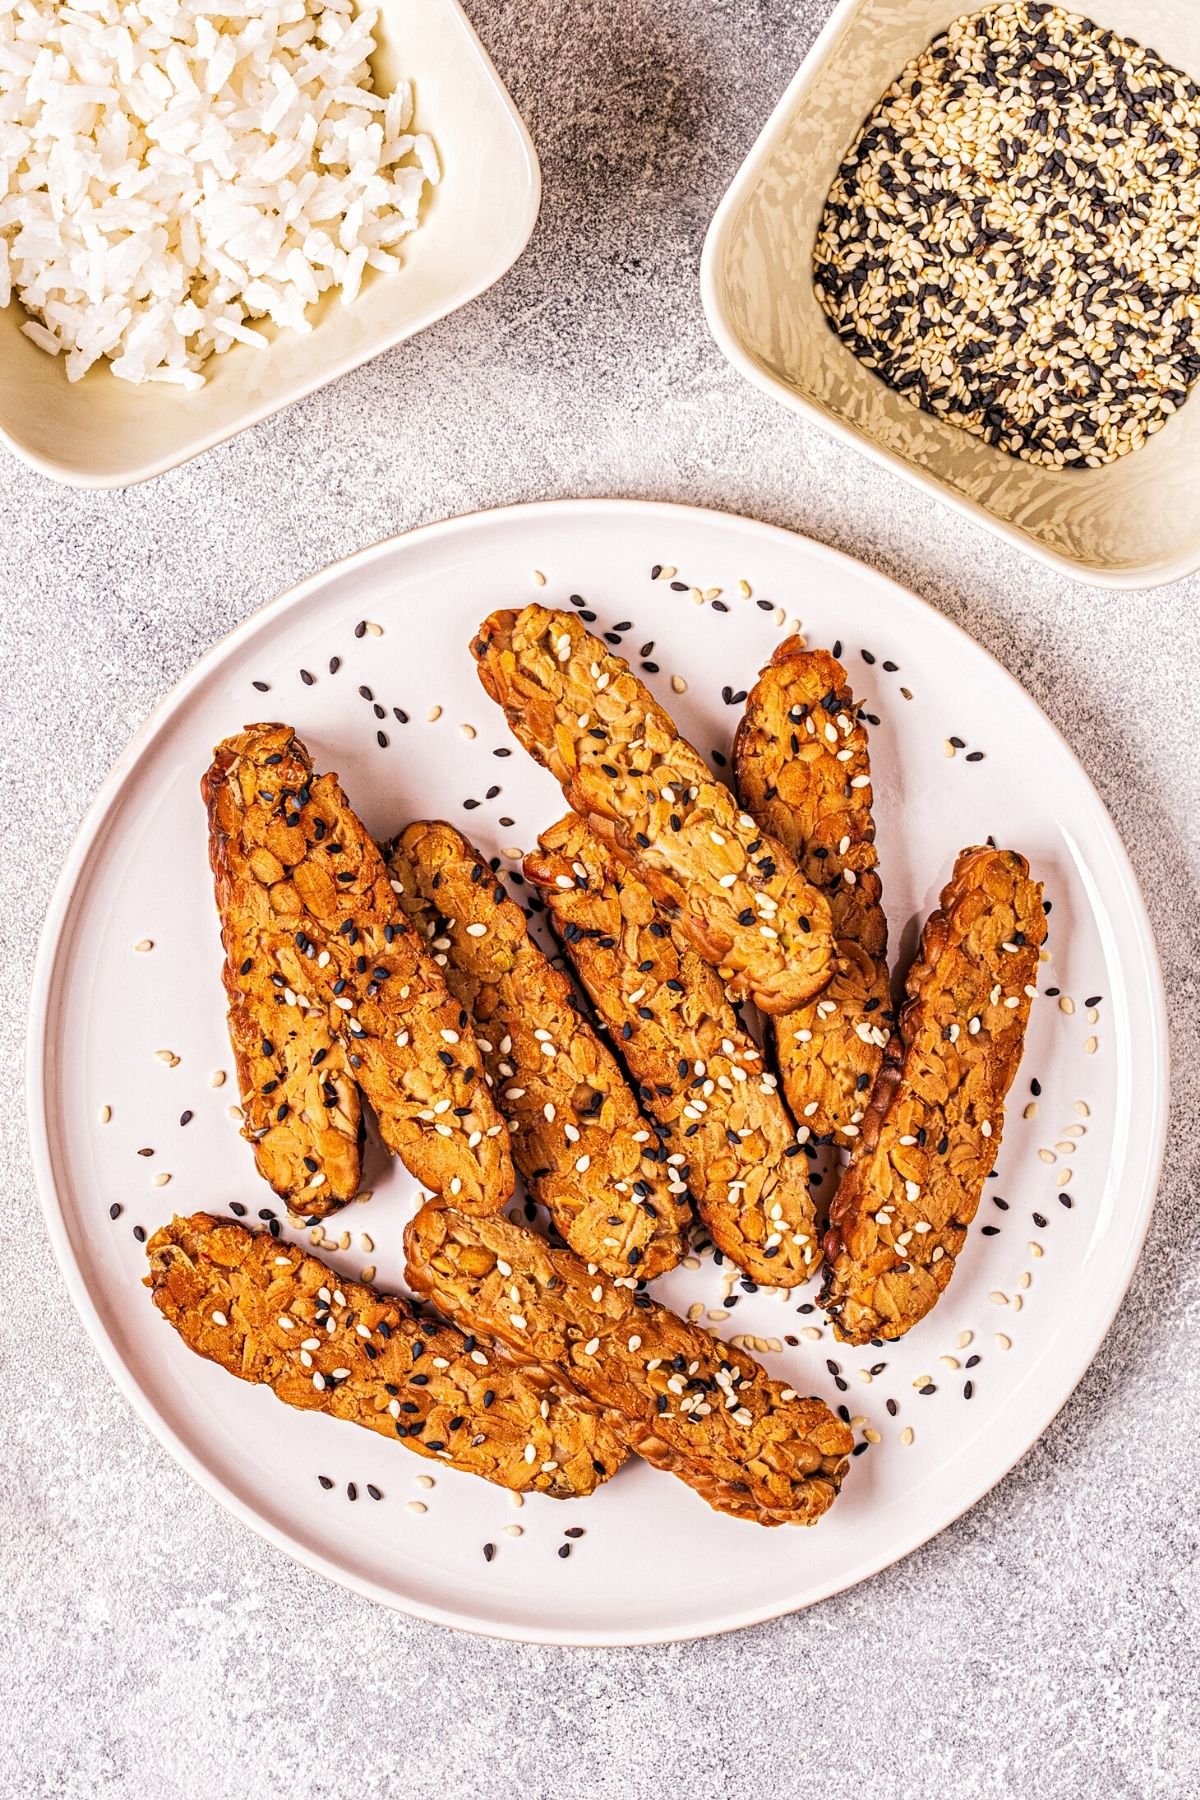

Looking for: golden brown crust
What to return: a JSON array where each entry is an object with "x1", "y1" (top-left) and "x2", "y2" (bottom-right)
[
  {"x1": 526, "y1": 816, "x2": 820, "y2": 1288},
  {"x1": 384, "y1": 821, "x2": 687, "y2": 1280},
  {"x1": 203, "y1": 724, "x2": 513, "y2": 1214},
  {"x1": 404, "y1": 1205, "x2": 853, "y2": 1526},
  {"x1": 820, "y1": 847, "x2": 1046, "y2": 1344},
  {"x1": 146, "y1": 1213, "x2": 625, "y2": 1497},
  {"x1": 209, "y1": 878, "x2": 363, "y2": 1219},
  {"x1": 471, "y1": 605, "x2": 838, "y2": 1016},
  {"x1": 734, "y1": 642, "x2": 893, "y2": 1143}
]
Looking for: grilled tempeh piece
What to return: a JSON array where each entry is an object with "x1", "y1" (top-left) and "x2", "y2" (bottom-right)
[
  {"x1": 146, "y1": 1214, "x2": 625, "y2": 1497},
  {"x1": 405, "y1": 1205, "x2": 853, "y2": 1526},
  {"x1": 212, "y1": 905, "x2": 363, "y2": 1219},
  {"x1": 384, "y1": 821, "x2": 688, "y2": 1280},
  {"x1": 471, "y1": 604, "x2": 838, "y2": 1016},
  {"x1": 821, "y1": 847, "x2": 1046, "y2": 1345},
  {"x1": 203, "y1": 724, "x2": 513, "y2": 1214},
  {"x1": 526, "y1": 815, "x2": 821, "y2": 1287},
  {"x1": 734, "y1": 643, "x2": 893, "y2": 1144}
]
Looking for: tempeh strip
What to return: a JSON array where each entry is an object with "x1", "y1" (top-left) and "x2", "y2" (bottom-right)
[
  {"x1": 821, "y1": 847, "x2": 1046, "y2": 1345},
  {"x1": 211, "y1": 900, "x2": 362, "y2": 1218},
  {"x1": 405, "y1": 1205, "x2": 853, "y2": 1526},
  {"x1": 146, "y1": 1213, "x2": 625, "y2": 1497},
  {"x1": 471, "y1": 604, "x2": 838, "y2": 1015},
  {"x1": 385, "y1": 820, "x2": 687, "y2": 1280},
  {"x1": 203, "y1": 724, "x2": 513, "y2": 1214},
  {"x1": 734, "y1": 643, "x2": 893, "y2": 1143},
  {"x1": 526, "y1": 815, "x2": 820, "y2": 1287}
]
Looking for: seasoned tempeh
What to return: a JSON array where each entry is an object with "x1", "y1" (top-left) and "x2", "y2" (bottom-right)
[
  {"x1": 384, "y1": 821, "x2": 688, "y2": 1280},
  {"x1": 734, "y1": 643, "x2": 893, "y2": 1143},
  {"x1": 471, "y1": 604, "x2": 838, "y2": 1015},
  {"x1": 526, "y1": 815, "x2": 820, "y2": 1287},
  {"x1": 405, "y1": 1205, "x2": 853, "y2": 1526},
  {"x1": 210, "y1": 896, "x2": 363, "y2": 1219},
  {"x1": 821, "y1": 847, "x2": 1046, "y2": 1345},
  {"x1": 203, "y1": 724, "x2": 513, "y2": 1214},
  {"x1": 146, "y1": 1213, "x2": 625, "y2": 1497}
]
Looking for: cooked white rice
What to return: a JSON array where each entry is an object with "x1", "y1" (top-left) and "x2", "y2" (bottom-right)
[{"x1": 0, "y1": 0, "x2": 439, "y2": 386}]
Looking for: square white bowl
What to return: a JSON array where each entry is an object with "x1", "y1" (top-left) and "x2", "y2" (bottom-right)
[
  {"x1": 701, "y1": 0, "x2": 1200, "y2": 588},
  {"x1": 0, "y1": 0, "x2": 540, "y2": 489}
]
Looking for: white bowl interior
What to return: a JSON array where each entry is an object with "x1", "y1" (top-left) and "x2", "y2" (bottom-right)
[
  {"x1": 0, "y1": 0, "x2": 539, "y2": 487},
  {"x1": 707, "y1": 0, "x2": 1200, "y2": 583}
]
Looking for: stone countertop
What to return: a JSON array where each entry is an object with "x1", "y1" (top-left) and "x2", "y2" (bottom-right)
[{"x1": 2, "y1": 3, "x2": 1197, "y2": 1796}]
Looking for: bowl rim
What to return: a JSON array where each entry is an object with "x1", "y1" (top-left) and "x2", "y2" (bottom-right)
[
  {"x1": 699, "y1": 0, "x2": 1199, "y2": 592},
  {"x1": 0, "y1": 0, "x2": 541, "y2": 492}
]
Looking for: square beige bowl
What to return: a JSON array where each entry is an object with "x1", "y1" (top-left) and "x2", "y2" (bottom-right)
[
  {"x1": 701, "y1": 0, "x2": 1200, "y2": 588},
  {"x1": 0, "y1": 0, "x2": 540, "y2": 489}
]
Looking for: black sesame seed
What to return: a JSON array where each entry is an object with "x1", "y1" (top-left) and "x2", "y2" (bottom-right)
[{"x1": 483, "y1": 1542, "x2": 496, "y2": 1563}]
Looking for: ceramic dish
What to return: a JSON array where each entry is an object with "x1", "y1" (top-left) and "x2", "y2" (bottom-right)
[
  {"x1": 27, "y1": 498, "x2": 1167, "y2": 1643},
  {"x1": 700, "y1": 0, "x2": 1200, "y2": 588},
  {"x1": 0, "y1": 0, "x2": 539, "y2": 490}
]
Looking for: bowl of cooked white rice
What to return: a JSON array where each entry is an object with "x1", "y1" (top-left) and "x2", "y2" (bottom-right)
[{"x1": 0, "y1": 0, "x2": 539, "y2": 486}]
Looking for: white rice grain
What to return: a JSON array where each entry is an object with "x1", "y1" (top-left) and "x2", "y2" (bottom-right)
[{"x1": 0, "y1": 0, "x2": 440, "y2": 385}]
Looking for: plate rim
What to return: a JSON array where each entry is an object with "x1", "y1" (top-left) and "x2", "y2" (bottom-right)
[{"x1": 25, "y1": 495, "x2": 1170, "y2": 1644}]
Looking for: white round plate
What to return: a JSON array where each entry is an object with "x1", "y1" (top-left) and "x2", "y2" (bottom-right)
[{"x1": 28, "y1": 499, "x2": 1167, "y2": 1645}]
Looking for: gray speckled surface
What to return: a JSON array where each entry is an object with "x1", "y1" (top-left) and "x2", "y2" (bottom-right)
[{"x1": 3, "y1": 3, "x2": 1199, "y2": 1796}]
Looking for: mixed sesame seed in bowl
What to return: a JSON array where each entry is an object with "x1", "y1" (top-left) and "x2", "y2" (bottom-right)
[{"x1": 702, "y1": 0, "x2": 1200, "y2": 585}]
